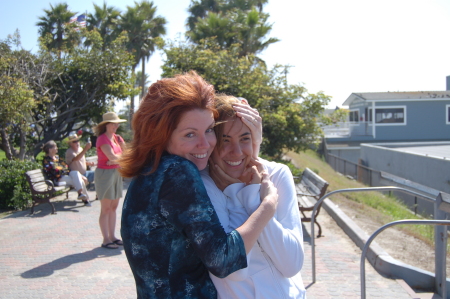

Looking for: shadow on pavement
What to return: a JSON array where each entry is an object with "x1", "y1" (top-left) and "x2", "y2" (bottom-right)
[
  {"x1": 21, "y1": 247, "x2": 124, "y2": 278},
  {"x1": 4, "y1": 200, "x2": 89, "y2": 219},
  {"x1": 301, "y1": 223, "x2": 312, "y2": 245}
]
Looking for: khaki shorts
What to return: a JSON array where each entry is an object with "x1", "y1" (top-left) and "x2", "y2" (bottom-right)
[{"x1": 95, "y1": 168, "x2": 123, "y2": 200}]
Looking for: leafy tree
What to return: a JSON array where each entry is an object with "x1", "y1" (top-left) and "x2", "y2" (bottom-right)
[
  {"x1": 162, "y1": 40, "x2": 330, "y2": 158},
  {"x1": 119, "y1": 0, "x2": 166, "y2": 118},
  {"x1": 36, "y1": 2, "x2": 79, "y2": 58},
  {"x1": 86, "y1": 2, "x2": 121, "y2": 50},
  {"x1": 30, "y1": 30, "x2": 137, "y2": 157},
  {"x1": 320, "y1": 108, "x2": 349, "y2": 125},
  {"x1": 0, "y1": 32, "x2": 45, "y2": 160},
  {"x1": 0, "y1": 30, "x2": 137, "y2": 159}
]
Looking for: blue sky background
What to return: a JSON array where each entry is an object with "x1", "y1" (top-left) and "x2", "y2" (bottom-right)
[{"x1": 2, "y1": 0, "x2": 450, "y2": 109}]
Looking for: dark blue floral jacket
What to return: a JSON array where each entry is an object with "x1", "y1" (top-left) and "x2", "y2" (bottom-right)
[{"x1": 121, "y1": 154, "x2": 247, "y2": 299}]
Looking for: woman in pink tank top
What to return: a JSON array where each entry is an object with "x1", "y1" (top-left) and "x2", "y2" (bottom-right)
[{"x1": 93, "y1": 112, "x2": 127, "y2": 250}]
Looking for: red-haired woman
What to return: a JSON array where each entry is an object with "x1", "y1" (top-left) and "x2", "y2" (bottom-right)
[{"x1": 120, "y1": 71, "x2": 278, "y2": 298}]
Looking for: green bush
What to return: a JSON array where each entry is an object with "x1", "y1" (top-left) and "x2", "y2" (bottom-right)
[
  {"x1": 0, "y1": 159, "x2": 41, "y2": 210},
  {"x1": 260, "y1": 154, "x2": 303, "y2": 178}
]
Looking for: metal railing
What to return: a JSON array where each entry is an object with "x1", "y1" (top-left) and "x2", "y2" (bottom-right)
[
  {"x1": 326, "y1": 153, "x2": 382, "y2": 186},
  {"x1": 309, "y1": 186, "x2": 435, "y2": 283},
  {"x1": 360, "y1": 219, "x2": 450, "y2": 299},
  {"x1": 309, "y1": 186, "x2": 450, "y2": 298}
]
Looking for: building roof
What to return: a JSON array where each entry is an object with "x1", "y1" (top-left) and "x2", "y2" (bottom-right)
[
  {"x1": 389, "y1": 144, "x2": 450, "y2": 160},
  {"x1": 363, "y1": 141, "x2": 450, "y2": 160},
  {"x1": 343, "y1": 91, "x2": 450, "y2": 106}
]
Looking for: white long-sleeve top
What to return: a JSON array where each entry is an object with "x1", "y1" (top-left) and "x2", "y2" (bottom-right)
[{"x1": 200, "y1": 159, "x2": 306, "y2": 299}]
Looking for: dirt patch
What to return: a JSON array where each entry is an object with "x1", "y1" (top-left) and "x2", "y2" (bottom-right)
[{"x1": 330, "y1": 195, "x2": 450, "y2": 275}]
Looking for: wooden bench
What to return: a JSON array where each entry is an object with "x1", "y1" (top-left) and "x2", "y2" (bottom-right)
[
  {"x1": 295, "y1": 167, "x2": 329, "y2": 238},
  {"x1": 25, "y1": 169, "x2": 71, "y2": 215}
]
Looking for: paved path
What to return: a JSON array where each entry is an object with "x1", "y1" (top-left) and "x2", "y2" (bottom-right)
[{"x1": 0, "y1": 181, "x2": 414, "y2": 298}]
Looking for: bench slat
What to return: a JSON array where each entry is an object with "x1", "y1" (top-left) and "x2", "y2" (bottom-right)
[
  {"x1": 26, "y1": 169, "x2": 44, "y2": 175},
  {"x1": 31, "y1": 182, "x2": 51, "y2": 191}
]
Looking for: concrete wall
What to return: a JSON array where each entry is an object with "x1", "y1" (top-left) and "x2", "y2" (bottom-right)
[{"x1": 360, "y1": 142, "x2": 450, "y2": 216}]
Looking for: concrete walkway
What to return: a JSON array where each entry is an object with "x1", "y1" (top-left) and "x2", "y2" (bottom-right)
[{"x1": 0, "y1": 180, "x2": 415, "y2": 298}]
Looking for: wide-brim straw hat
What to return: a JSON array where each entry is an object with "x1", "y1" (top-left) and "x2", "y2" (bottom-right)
[
  {"x1": 98, "y1": 112, "x2": 127, "y2": 126},
  {"x1": 67, "y1": 134, "x2": 80, "y2": 143}
]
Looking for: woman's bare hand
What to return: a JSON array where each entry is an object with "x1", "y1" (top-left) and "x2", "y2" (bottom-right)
[
  {"x1": 260, "y1": 171, "x2": 278, "y2": 212},
  {"x1": 209, "y1": 159, "x2": 241, "y2": 191},
  {"x1": 233, "y1": 102, "x2": 262, "y2": 158},
  {"x1": 240, "y1": 158, "x2": 264, "y2": 185}
]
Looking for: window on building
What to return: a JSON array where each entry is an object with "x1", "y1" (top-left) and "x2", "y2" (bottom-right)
[
  {"x1": 375, "y1": 108, "x2": 404, "y2": 123},
  {"x1": 349, "y1": 110, "x2": 359, "y2": 123},
  {"x1": 447, "y1": 105, "x2": 450, "y2": 124},
  {"x1": 365, "y1": 108, "x2": 371, "y2": 121},
  {"x1": 366, "y1": 106, "x2": 405, "y2": 125}
]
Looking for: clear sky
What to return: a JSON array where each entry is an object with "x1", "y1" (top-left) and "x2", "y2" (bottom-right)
[{"x1": 2, "y1": 0, "x2": 450, "y2": 109}]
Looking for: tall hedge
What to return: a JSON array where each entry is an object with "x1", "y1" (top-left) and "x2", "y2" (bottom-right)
[{"x1": 0, "y1": 159, "x2": 41, "y2": 210}]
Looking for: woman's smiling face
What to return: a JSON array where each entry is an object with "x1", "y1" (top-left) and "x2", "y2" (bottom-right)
[
  {"x1": 166, "y1": 109, "x2": 217, "y2": 170},
  {"x1": 211, "y1": 117, "x2": 253, "y2": 179}
]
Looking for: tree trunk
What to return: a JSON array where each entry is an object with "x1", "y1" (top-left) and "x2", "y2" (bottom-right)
[
  {"x1": 0, "y1": 129, "x2": 13, "y2": 160},
  {"x1": 18, "y1": 126, "x2": 26, "y2": 160},
  {"x1": 141, "y1": 57, "x2": 146, "y2": 101},
  {"x1": 130, "y1": 65, "x2": 136, "y2": 129}
]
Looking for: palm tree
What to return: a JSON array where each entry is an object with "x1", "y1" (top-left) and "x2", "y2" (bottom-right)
[
  {"x1": 187, "y1": 0, "x2": 268, "y2": 30},
  {"x1": 188, "y1": 8, "x2": 278, "y2": 58},
  {"x1": 187, "y1": 0, "x2": 223, "y2": 30},
  {"x1": 36, "y1": 3, "x2": 78, "y2": 57},
  {"x1": 188, "y1": 12, "x2": 234, "y2": 48},
  {"x1": 186, "y1": 0, "x2": 277, "y2": 59},
  {"x1": 135, "y1": 71, "x2": 150, "y2": 101},
  {"x1": 238, "y1": 9, "x2": 279, "y2": 57},
  {"x1": 119, "y1": 1, "x2": 166, "y2": 118},
  {"x1": 86, "y1": 2, "x2": 121, "y2": 50}
]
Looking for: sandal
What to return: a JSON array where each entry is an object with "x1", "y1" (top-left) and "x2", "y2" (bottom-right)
[
  {"x1": 101, "y1": 242, "x2": 119, "y2": 249},
  {"x1": 113, "y1": 239, "x2": 124, "y2": 246}
]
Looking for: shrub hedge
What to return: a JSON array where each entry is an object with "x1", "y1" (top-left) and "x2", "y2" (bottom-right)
[{"x1": 0, "y1": 159, "x2": 41, "y2": 210}]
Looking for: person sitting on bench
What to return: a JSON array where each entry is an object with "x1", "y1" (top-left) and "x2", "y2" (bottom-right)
[
  {"x1": 42, "y1": 140, "x2": 91, "y2": 206},
  {"x1": 65, "y1": 134, "x2": 95, "y2": 185}
]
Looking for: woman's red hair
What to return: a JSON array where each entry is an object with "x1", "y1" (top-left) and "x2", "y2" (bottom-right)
[{"x1": 119, "y1": 71, "x2": 218, "y2": 177}]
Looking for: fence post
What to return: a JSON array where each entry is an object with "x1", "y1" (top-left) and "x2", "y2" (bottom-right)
[
  {"x1": 435, "y1": 192, "x2": 450, "y2": 298},
  {"x1": 414, "y1": 197, "x2": 417, "y2": 215}
]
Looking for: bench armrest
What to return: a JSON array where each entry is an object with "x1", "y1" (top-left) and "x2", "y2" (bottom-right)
[{"x1": 45, "y1": 180, "x2": 56, "y2": 190}]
